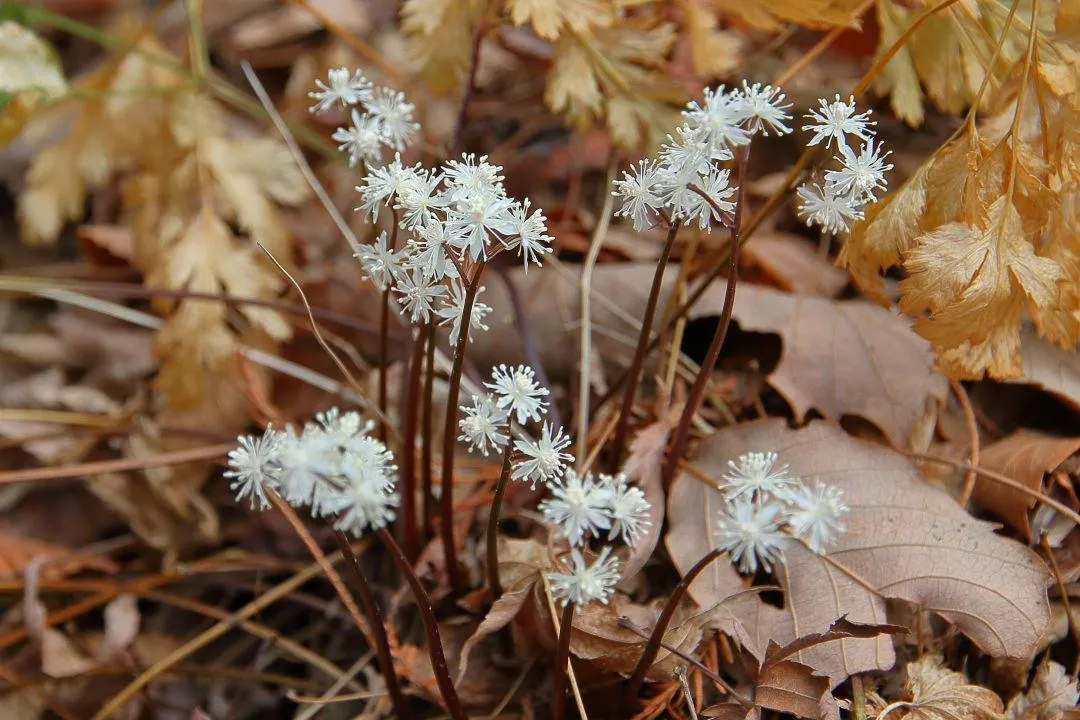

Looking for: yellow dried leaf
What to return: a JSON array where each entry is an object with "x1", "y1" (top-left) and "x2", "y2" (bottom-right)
[
  {"x1": 684, "y1": 1, "x2": 742, "y2": 76},
  {"x1": 709, "y1": 0, "x2": 863, "y2": 31},
  {"x1": 0, "y1": 21, "x2": 67, "y2": 142},
  {"x1": 901, "y1": 197, "x2": 1064, "y2": 378},
  {"x1": 545, "y1": 35, "x2": 603, "y2": 120},
  {"x1": 506, "y1": 0, "x2": 613, "y2": 40},
  {"x1": 893, "y1": 655, "x2": 1005, "y2": 720},
  {"x1": 873, "y1": 0, "x2": 925, "y2": 126},
  {"x1": 401, "y1": 0, "x2": 478, "y2": 89},
  {"x1": 1007, "y1": 661, "x2": 1080, "y2": 720}
]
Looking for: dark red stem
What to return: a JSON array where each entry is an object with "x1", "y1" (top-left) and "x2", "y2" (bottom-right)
[
  {"x1": 485, "y1": 444, "x2": 514, "y2": 597},
  {"x1": 376, "y1": 528, "x2": 469, "y2": 720},
  {"x1": 332, "y1": 531, "x2": 412, "y2": 720},
  {"x1": 398, "y1": 324, "x2": 427, "y2": 560},
  {"x1": 551, "y1": 601, "x2": 576, "y2": 720},
  {"x1": 421, "y1": 321, "x2": 437, "y2": 540}
]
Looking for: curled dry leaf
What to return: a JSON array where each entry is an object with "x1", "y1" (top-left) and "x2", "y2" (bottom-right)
[
  {"x1": 619, "y1": 407, "x2": 676, "y2": 579},
  {"x1": 742, "y1": 231, "x2": 850, "y2": 298},
  {"x1": 473, "y1": 265, "x2": 945, "y2": 448},
  {"x1": 1008, "y1": 333, "x2": 1080, "y2": 412},
  {"x1": 886, "y1": 654, "x2": 1005, "y2": 720},
  {"x1": 1006, "y1": 660, "x2": 1079, "y2": 720},
  {"x1": 974, "y1": 430, "x2": 1080, "y2": 541},
  {"x1": 667, "y1": 420, "x2": 1051, "y2": 685}
]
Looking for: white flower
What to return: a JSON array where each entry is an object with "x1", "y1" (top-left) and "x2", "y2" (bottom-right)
[
  {"x1": 225, "y1": 430, "x2": 281, "y2": 510},
  {"x1": 446, "y1": 192, "x2": 516, "y2": 261},
  {"x1": 395, "y1": 168, "x2": 449, "y2": 231},
  {"x1": 459, "y1": 394, "x2": 510, "y2": 456},
  {"x1": 683, "y1": 85, "x2": 752, "y2": 151},
  {"x1": 443, "y1": 154, "x2": 506, "y2": 201},
  {"x1": 539, "y1": 469, "x2": 613, "y2": 547},
  {"x1": 512, "y1": 422, "x2": 573, "y2": 488},
  {"x1": 547, "y1": 546, "x2": 621, "y2": 607},
  {"x1": 802, "y1": 94, "x2": 875, "y2": 151},
  {"x1": 275, "y1": 425, "x2": 345, "y2": 516},
  {"x1": 722, "y1": 451, "x2": 798, "y2": 503},
  {"x1": 504, "y1": 198, "x2": 553, "y2": 271},
  {"x1": 362, "y1": 87, "x2": 419, "y2": 151},
  {"x1": 356, "y1": 231, "x2": 407, "y2": 291},
  {"x1": 334, "y1": 449, "x2": 399, "y2": 536},
  {"x1": 680, "y1": 165, "x2": 736, "y2": 231},
  {"x1": 435, "y1": 280, "x2": 492, "y2": 346},
  {"x1": 659, "y1": 123, "x2": 722, "y2": 179},
  {"x1": 407, "y1": 220, "x2": 462, "y2": 281},
  {"x1": 734, "y1": 81, "x2": 792, "y2": 136},
  {"x1": 785, "y1": 481, "x2": 848, "y2": 554},
  {"x1": 613, "y1": 159, "x2": 663, "y2": 232},
  {"x1": 715, "y1": 497, "x2": 786, "y2": 574},
  {"x1": 603, "y1": 474, "x2": 651, "y2": 546},
  {"x1": 795, "y1": 182, "x2": 864, "y2": 235},
  {"x1": 393, "y1": 269, "x2": 446, "y2": 323},
  {"x1": 824, "y1": 138, "x2": 892, "y2": 203},
  {"x1": 309, "y1": 67, "x2": 371, "y2": 113},
  {"x1": 485, "y1": 364, "x2": 549, "y2": 424},
  {"x1": 332, "y1": 110, "x2": 384, "y2": 167},
  {"x1": 356, "y1": 155, "x2": 413, "y2": 223}
]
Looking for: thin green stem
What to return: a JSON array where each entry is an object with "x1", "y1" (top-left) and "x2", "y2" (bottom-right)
[
  {"x1": 332, "y1": 532, "x2": 411, "y2": 720},
  {"x1": 440, "y1": 258, "x2": 488, "y2": 595},
  {"x1": 486, "y1": 444, "x2": 515, "y2": 597},
  {"x1": 376, "y1": 528, "x2": 468, "y2": 720},
  {"x1": 610, "y1": 221, "x2": 681, "y2": 471},
  {"x1": 551, "y1": 602, "x2": 576, "y2": 720}
]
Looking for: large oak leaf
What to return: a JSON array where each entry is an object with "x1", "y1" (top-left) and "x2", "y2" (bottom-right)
[{"x1": 667, "y1": 420, "x2": 1050, "y2": 684}]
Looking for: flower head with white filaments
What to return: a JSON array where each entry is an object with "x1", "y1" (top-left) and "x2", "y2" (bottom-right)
[
  {"x1": 714, "y1": 451, "x2": 850, "y2": 575},
  {"x1": 547, "y1": 546, "x2": 622, "y2": 607},
  {"x1": 612, "y1": 80, "x2": 794, "y2": 234},
  {"x1": 796, "y1": 95, "x2": 892, "y2": 235},
  {"x1": 486, "y1": 364, "x2": 549, "y2": 425},
  {"x1": 224, "y1": 408, "x2": 398, "y2": 537},
  {"x1": 539, "y1": 470, "x2": 614, "y2": 547}
]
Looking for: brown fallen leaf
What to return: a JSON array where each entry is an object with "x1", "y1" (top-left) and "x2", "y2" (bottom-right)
[
  {"x1": 667, "y1": 420, "x2": 1051, "y2": 685},
  {"x1": 974, "y1": 430, "x2": 1080, "y2": 541},
  {"x1": 742, "y1": 231, "x2": 850, "y2": 298},
  {"x1": 1009, "y1": 333, "x2": 1080, "y2": 411},
  {"x1": 1006, "y1": 661, "x2": 1079, "y2": 720},
  {"x1": 0, "y1": 532, "x2": 117, "y2": 580},
  {"x1": 619, "y1": 408, "x2": 676, "y2": 579},
  {"x1": 472, "y1": 265, "x2": 946, "y2": 448},
  {"x1": 883, "y1": 654, "x2": 1005, "y2": 720}
]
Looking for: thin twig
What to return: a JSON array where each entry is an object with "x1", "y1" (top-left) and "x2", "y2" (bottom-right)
[
  {"x1": 0, "y1": 442, "x2": 234, "y2": 485},
  {"x1": 576, "y1": 154, "x2": 619, "y2": 465},
  {"x1": 950, "y1": 379, "x2": 980, "y2": 508}
]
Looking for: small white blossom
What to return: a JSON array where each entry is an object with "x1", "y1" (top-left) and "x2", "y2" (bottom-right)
[
  {"x1": 436, "y1": 281, "x2": 492, "y2": 346},
  {"x1": 785, "y1": 481, "x2": 848, "y2": 554},
  {"x1": 504, "y1": 198, "x2": 553, "y2": 271},
  {"x1": 539, "y1": 469, "x2": 613, "y2": 547},
  {"x1": 275, "y1": 426, "x2": 345, "y2": 516},
  {"x1": 443, "y1": 154, "x2": 506, "y2": 201},
  {"x1": 613, "y1": 159, "x2": 663, "y2": 232},
  {"x1": 722, "y1": 451, "x2": 798, "y2": 503},
  {"x1": 446, "y1": 192, "x2": 516, "y2": 261},
  {"x1": 332, "y1": 110, "x2": 384, "y2": 167},
  {"x1": 396, "y1": 169, "x2": 449, "y2": 231},
  {"x1": 681, "y1": 165, "x2": 736, "y2": 231},
  {"x1": 802, "y1": 94, "x2": 875, "y2": 151},
  {"x1": 356, "y1": 231, "x2": 407, "y2": 290},
  {"x1": 715, "y1": 497, "x2": 786, "y2": 574},
  {"x1": 362, "y1": 87, "x2": 419, "y2": 151},
  {"x1": 357, "y1": 155, "x2": 413, "y2": 223},
  {"x1": 225, "y1": 431, "x2": 281, "y2": 510},
  {"x1": 334, "y1": 450, "x2": 398, "y2": 535},
  {"x1": 795, "y1": 182, "x2": 864, "y2": 235},
  {"x1": 735, "y1": 81, "x2": 792, "y2": 136},
  {"x1": 547, "y1": 546, "x2": 621, "y2": 607},
  {"x1": 309, "y1": 67, "x2": 371, "y2": 112},
  {"x1": 485, "y1": 364, "x2": 550, "y2": 424},
  {"x1": 603, "y1": 474, "x2": 651, "y2": 546},
  {"x1": 512, "y1": 422, "x2": 573, "y2": 488},
  {"x1": 683, "y1": 85, "x2": 752, "y2": 151},
  {"x1": 407, "y1": 220, "x2": 462, "y2": 281},
  {"x1": 459, "y1": 394, "x2": 510, "y2": 456},
  {"x1": 824, "y1": 138, "x2": 892, "y2": 203},
  {"x1": 393, "y1": 269, "x2": 446, "y2": 323}
]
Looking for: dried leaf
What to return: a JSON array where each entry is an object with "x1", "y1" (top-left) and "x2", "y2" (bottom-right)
[
  {"x1": 974, "y1": 430, "x2": 1080, "y2": 540},
  {"x1": 754, "y1": 658, "x2": 838, "y2": 720},
  {"x1": 1009, "y1": 332, "x2": 1080, "y2": 411},
  {"x1": 620, "y1": 409, "x2": 673, "y2": 579},
  {"x1": 0, "y1": 532, "x2": 117, "y2": 580},
  {"x1": 506, "y1": 0, "x2": 613, "y2": 40},
  {"x1": 456, "y1": 581, "x2": 535, "y2": 684},
  {"x1": 743, "y1": 232, "x2": 849, "y2": 298},
  {"x1": 1006, "y1": 661, "x2": 1079, "y2": 720},
  {"x1": 893, "y1": 655, "x2": 1005, "y2": 720},
  {"x1": 667, "y1": 420, "x2": 1051, "y2": 685},
  {"x1": 0, "y1": 21, "x2": 67, "y2": 143}
]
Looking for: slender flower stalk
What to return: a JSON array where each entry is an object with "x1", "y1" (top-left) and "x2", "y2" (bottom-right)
[
  {"x1": 397, "y1": 324, "x2": 427, "y2": 559},
  {"x1": 376, "y1": 528, "x2": 468, "y2": 720},
  {"x1": 378, "y1": 219, "x2": 400, "y2": 443},
  {"x1": 421, "y1": 321, "x2": 437, "y2": 539},
  {"x1": 486, "y1": 442, "x2": 515, "y2": 597},
  {"x1": 332, "y1": 532, "x2": 411, "y2": 720},
  {"x1": 663, "y1": 147, "x2": 750, "y2": 489},
  {"x1": 610, "y1": 220, "x2": 681, "y2": 471},
  {"x1": 439, "y1": 258, "x2": 488, "y2": 594},
  {"x1": 551, "y1": 601, "x2": 576, "y2": 720}
]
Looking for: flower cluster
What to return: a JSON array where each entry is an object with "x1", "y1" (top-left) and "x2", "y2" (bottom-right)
[
  {"x1": 309, "y1": 67, "x2": 420, "y2": 166},
  {"x1": 612, "y1": 80, "x2": 793, "y2": 233},
  {"x1": 224, "y1": 408, "x2": 399, "y2": 537},
  {"x1": 796, "y1": 95, "x2": 893, "y2": 234},
  {"x1": 459, "y1": 364, "x2": 572, "y2": 485},
  {"x1": 715, "y1": 451, "x2": 849, "y2": 574}
]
